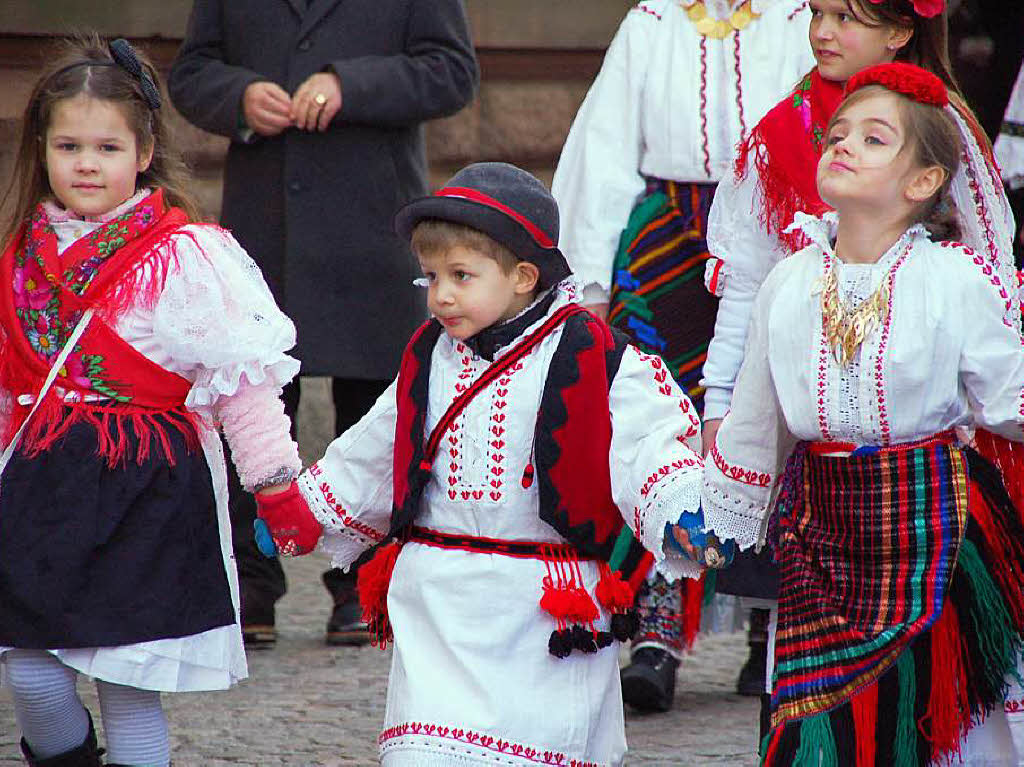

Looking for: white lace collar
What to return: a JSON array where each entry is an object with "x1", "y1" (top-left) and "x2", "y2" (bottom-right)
[
  {"x1": 42, "y1": 188, "x2": 152, "y2": 225},
  {"x1": 786, "y1": 211, "x2": 929, "y2": 267}
]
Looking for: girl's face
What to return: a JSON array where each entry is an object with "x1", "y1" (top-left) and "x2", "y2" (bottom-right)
[
  {"x1": 44, "y1": 94, "x2": 153, "y2": 218},
  {"x1": 809, "y1": 0, "x2": 908, "y2": 82},
  {"x1": 817, "y1": 90, "x2": 915, "y2": 211}
]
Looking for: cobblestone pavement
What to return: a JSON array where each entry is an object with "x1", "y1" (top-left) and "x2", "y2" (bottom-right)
[{"x1": 0, "y1": 379, "x2": 762, "y2": 766}]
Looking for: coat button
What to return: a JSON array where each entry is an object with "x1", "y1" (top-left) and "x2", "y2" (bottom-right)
[
  {"x1": 289, "y1": 181, "x2": 302, "y2": 193},
  {"x1": 298, "y1": 39, "x2": 311, "y2": 51}
]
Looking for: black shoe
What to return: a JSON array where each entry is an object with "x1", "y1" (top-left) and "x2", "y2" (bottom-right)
[
  {"x1": 326, "y1": 600, "x2": 371, "y2": 646},
  {"x1": 21, "y1": 713, "x2": 103, "y2": 766},
  {"x1": 620, "y1": 647, "x2": 679, "y2": 713},
  {"x1": 736, "y1": 608, "x2": 770, "y2": 696},
  {"x1": 240, "y1": 585, "x2": 277, "y2": 649}
]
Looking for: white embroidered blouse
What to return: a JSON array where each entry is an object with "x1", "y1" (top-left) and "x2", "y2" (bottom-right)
[
  {"x1": 551, "y1": 0, "x2": 814, "y2": 304},
  {"x1": 701, "y1": 214, "x2": 1024, "y2": 550}
]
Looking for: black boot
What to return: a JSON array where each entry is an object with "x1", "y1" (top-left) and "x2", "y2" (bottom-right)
[
  {"x1": 323, "y1": 568, "x2": 370, "y2": 646},
  {"x1": 735, "y1": 607, "x2": 769, "y2": 697},
  {"x1": 20, "y1": 714, "x2": 103, "y2": 767},
  {"x1": 620, "y1": 647, "x2": 679, "y2": 712}
]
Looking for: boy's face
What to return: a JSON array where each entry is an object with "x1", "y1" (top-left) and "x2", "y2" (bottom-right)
[{"x1": 417, "y1": 245, "x2": 534, "y2": 341}]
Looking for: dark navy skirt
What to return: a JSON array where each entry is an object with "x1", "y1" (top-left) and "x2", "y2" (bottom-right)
[{"x1": 0, "y1": 414, "x2": 235, "y2": 648}]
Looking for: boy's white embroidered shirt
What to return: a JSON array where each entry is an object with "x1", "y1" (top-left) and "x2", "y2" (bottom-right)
[{"x1": 298, "y1": 288, "x2": 704, "y2": 766}]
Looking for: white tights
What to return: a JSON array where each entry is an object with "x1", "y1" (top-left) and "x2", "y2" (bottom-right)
[{"x1": 4, "y1": 649, "x2": 170, "y2": 766}]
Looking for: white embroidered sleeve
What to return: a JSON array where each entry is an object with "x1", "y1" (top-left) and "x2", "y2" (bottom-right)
[
  {"x1": 702, "y1": 265, "x2": 796, "y2": 550},
  {"x1": 957, "y1": 252, "x2": 1024, "y2": 442},
  {"x1": 608, "y1": 345, "x2": 705, "y2": 581},
  {"x1": 151, "y1": 225, "x2": 299, "y2": 411},
  {"x1": 702, "y1": 158, "x2": 787, "y2": 420},
  {"x1": 297, "y1": 380, "x2": 398, "y2": 569},
  {"x1": 550, "y1": 6, "x2": 654, "y2": 294}
]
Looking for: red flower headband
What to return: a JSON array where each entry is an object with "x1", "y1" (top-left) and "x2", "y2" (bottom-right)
[
  {"x1": 868, "y1": 0, "x2": 944, "y2": 18},
  {"x1": 845, "y1": 62, "x2": 949, "y2": 107}
]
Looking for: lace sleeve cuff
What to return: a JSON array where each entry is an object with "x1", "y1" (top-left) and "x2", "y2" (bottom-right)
[{"x1": 634, "y1": 466, "x2": 705, "y2": 581}]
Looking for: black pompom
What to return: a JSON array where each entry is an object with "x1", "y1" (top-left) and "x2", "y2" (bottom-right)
[
  {"x1": 595, "y1": 631, "x2": 615, "y2": 649},
  {"x1": 548, "y1": 628, "x2": 573, "y2": 659},
  {"x1": 611, "y1": 610, "x2": 640, "y2": 642},
  {"x1": 571, "y1": 624, "x2": 598, "y2": 653}
]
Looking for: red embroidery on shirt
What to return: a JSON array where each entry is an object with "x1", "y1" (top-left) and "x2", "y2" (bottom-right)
[{"x1": 710, "y1": 442, "x2": 772, "y2": 487}]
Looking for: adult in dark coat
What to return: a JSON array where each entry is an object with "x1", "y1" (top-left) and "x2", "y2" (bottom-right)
[{"x1": 169, "y1": 0, "x2": 479, "y2": 645}]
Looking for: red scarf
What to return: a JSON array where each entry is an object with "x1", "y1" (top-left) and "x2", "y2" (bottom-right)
[
  {"x1": 0, "y1": 190, "x2": 202, "y2": 464},
  {"x1": 735, "y1": 68, "x2": 846, "y2": 253}
]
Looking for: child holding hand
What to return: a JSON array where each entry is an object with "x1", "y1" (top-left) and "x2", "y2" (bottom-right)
[
  {"x1": 0, "y1": 36, "x2": 300, "y2": 766},
  {"x1": 702, "y1": 63, "x2": 1024, "y2": 765},
  {"x1": 256, "y1": 162, "x2": 714, "y2": 767}
]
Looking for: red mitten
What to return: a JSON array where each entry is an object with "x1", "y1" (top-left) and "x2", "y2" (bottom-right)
[{"x1": 255, "y1": 482, "x2": 323, "y2": 556}]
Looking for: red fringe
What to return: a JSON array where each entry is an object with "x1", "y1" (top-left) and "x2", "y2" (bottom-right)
[
  {"x1": 921, "y1": 604, "x2": 969, "y2": 763},
  {"x1": 975, "y1": 429, "x2": 1024, "y2": 519},
  {"x1": 357, "y1": 542, "x2": 402, "y2": 650},
  {"x1": 681, "y1": 574, "x2": 705, "y2": 650},
  {"x1": 541, "y1": 548, "x2": 600, "y2": 628},
  {"x1": 851, "y1": 682, "x2": 878, "y2": 767}
]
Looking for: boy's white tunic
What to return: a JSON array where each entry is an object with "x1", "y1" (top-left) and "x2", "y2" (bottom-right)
[{"x1": 300, "y1": 290, "x2": 703, "y2": 767}]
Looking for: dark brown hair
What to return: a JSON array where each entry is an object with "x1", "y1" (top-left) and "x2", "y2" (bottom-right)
[
  {"x1": 843, "y1": 0, "x2": 961, "y2": 96},
  {"x1": 1, "y1": 33, "x2": 199, "y2": 246},
  {"x1": 828, "y1": 85, "x2": 962, "y2": 240},
  {"x1": 410, "y1": 219, "x2": 521, "y2": 273}
]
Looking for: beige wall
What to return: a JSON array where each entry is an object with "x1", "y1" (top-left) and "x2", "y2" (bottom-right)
[{"x1": 0, "y1": 0, "x2": 630, "y2": 219}]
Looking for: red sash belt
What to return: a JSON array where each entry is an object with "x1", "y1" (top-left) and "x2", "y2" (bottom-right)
[
  {"x1": 808, "y1": 430, "x2": 957, "y2": 456},
  {"x1": 408, "y1": 525, "x2": 592, "y2": 562}
]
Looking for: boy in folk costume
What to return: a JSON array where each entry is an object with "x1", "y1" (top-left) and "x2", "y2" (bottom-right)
[{"x1": 255, "y1": 163, "x2": 719, "y2": 766}]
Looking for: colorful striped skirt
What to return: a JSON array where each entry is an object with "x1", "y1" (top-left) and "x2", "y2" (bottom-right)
[
  {"x1": 609, "y1": 179, "x2": 717, "y2": 415},
  {"x1": 764, "y1": 438, "x2": 1024, "y2": 766}
]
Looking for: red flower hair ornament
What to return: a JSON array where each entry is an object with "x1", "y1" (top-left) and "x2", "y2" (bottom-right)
[
  {"x1": 868, "y1": 0, "x2": 944, "y2": 18},
  {"x1": 845, "y1": 62, "x2": 949, "y2": 108}
]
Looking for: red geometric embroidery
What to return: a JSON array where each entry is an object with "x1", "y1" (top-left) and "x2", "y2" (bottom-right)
[
  {"x1": 308, "y1": 463, "x2": 386, "y2": 542},
  {"x1": 710, "y1": 443, "x2": 771, "y2": 487}
]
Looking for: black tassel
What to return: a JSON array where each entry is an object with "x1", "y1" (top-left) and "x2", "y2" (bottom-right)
[
  {"x1": 611, "y1": 609, "x2": 640, "y2": 642},
  {"x1": 571, "y1": 624, "x2": 598, "y2": 653},
  {"x1": 595, "y1": 631, "x2": 614, "y2": 649},
  {"x1": 548, "y1": 628, "x2": 573, "y2": 658}
]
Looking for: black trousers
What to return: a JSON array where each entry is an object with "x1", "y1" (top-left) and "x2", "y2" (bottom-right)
[{"x1": 230, "y1": 376, "x2": 391, "y2": 622}]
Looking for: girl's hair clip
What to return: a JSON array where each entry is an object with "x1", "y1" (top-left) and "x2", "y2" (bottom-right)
[
  {"x1": 412, "y1": 277, "x2": 430, "y2": 288},
  {"x1": 108, "y1": 39, "x2": 161, "y2": 110}
]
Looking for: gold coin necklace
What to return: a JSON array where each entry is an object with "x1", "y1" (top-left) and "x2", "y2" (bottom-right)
[{"x1": 681, "y1": 1, "x2": 760, "y2": 39}]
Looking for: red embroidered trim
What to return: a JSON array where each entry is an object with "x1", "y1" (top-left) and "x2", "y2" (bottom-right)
[
  {"x1": 636, "y1": 3, "x2": 663, "y2": 20},
  {"x1": 733, "y1": 33, "x2": 747, "y2": 141},
  {"x1": 710, "y1": 443, "x2": 771, "y2": 487},
  {"x1": 1007, "y1": 698, "x2": 1024, "y2": 714},
  {"x1": 788, "y1": 0, "x2": 809, "y2": 20},
  {"x1": 698, "y1": 37, "x2": 712, "y2": 178},
  {"x1": 707, "y1": 258, "x2": 725, "y2": 296},
  {"x1": 434, "y1": 187, "x2": 554, "y2": 249},
  {"x1": 308, "y1": 463, "x2": 386, "y2": 543},
  {"x1": 816, "y1": 253, "x2": 835, "y2": 440},
  {"x1": 872, "y1": 242, "x2": 913, "y2": 444},
  {"x1": 379, "y1": 722, "x2": 602, "y2": 766},
  {"x1": 639, "y1": 459, "x2": 701, "y2": 498}
]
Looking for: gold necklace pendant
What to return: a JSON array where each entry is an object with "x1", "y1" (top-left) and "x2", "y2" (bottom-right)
[
  {"x1": 682, "y1": 1, "x2": 760, "y2": 39},
  {"x1": 820, "y1": 266, "x2": 891, "y2": 367}
]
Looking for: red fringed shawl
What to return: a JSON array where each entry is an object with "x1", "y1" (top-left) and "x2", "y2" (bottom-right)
[
  {"x1": 735, "y1": 68, "x2": 846, "y2": 253},
  {"x1": 0, "y1": 190, "x2": 202, "y2": 465}
]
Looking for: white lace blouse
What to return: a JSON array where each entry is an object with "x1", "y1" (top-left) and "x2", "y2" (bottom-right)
[
  {"x1": 551, "y1": 0, "x2": 814, "y2": 303},
  {"x1": 701, "y1": 214, "x2": 1024, "y2": 550}
]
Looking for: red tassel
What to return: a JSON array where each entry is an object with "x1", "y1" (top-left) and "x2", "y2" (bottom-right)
[
  {"x1": 851, "y1": 681, "x2": 878, "y2": 767},
  {"x1": 921, "y1": 605, "x2": 968, "y2": 762},
  {"x1": 568, "y1": 585, "x2": 599, "y2": 624},
  {"x1": 681, "y1": 574, "x2": 705, "y2": 650},
  {"x1": 540, "y1": 577, "x2": 574, "y2": 624},
  {"x1": 357, "y1": 542, "x2": 402, "y2": 650},
  {"x1": 594, "y1": 564, "x2": 635, "y2": 612}
]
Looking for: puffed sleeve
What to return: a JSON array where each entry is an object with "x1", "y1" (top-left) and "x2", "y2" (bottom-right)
[
  {"x1": 608, "y1": 344, "x2": 705, "y2": 580},
  {"x1": 701, "y1": 157, "x2": 788, "y2": 420},
  {"x1": 150, "y1": 225, "x2": 299, "y2": 411},
  {"x1": 958, "y1": 254, "x2": 1024, "y2": 441},
  {"x1": 551, "y1": 5, "x2": 657, "y2": 299},
  {"x1": 297, "y1": 381, "x2": 397, "y2": 569},
  {"x1": 702, "y1": 263, "x2": 797, "y2": 550}
]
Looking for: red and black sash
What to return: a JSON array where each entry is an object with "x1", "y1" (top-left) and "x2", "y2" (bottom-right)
[
  {"x1": 0, "y1": 190, "x2": 202, "y2": 464},
  {"x1": 390, "y1": 304, "x2": 653, "y2": 590}
]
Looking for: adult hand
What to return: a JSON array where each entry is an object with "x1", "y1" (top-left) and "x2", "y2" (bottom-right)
[
  {"x1": 291, "y1": 71, "x2": 342, "y2": 132},
  {"x1": 701, "y1": 418, "x2": 722, "y2": 457},
  {"x1": 242, "y1": 81, "x2": 293, "y2": 137},
  {"x1": 584, "y1": 302, "x2": 610, "y2": 322}
]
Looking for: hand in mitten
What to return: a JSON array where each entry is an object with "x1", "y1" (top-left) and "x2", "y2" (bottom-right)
[
  {"x1": 254, "y1": 482, "x2": 322, "y2": 557},
  {"x1": 665, "y1": 507, "x2": 735, "y2": 569}
]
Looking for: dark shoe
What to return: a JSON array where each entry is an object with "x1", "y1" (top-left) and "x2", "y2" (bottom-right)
[
  {"x1": 736, "y1": 608, "x2": 770, "y2": 696},
  {"x1": 20, "y1": 714, "x2": 103, "y2": 766},
  {"x1": 240, "y1": 585, "x2": 277, "y2": 649},
  {"x1": 325, "y1": 600, "x2": 371, "y2": 647},
  {"x1": 620, "y1": 647, "x2": 679, "y2": 712}
]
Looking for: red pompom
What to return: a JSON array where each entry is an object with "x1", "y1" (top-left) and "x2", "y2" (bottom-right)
[
  {"x1": 845, "y1": 62, "x2": 948, "y2": 107},
  {"x1": 540, "y1": 580, "x2": 574, "y2": 620},
  {"x1": 594, "y1": 568, "x2": 635, "y2": 612}
]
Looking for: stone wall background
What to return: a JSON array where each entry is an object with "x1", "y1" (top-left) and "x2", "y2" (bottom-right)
[{"x1": 0, "y1": 0, "x2": 633, "y2": 221}]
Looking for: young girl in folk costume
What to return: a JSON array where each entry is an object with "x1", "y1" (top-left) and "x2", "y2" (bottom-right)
[
  {"x1": 0, "y1": 38, "x2": 300, "y2": 766},
  {"x1": 254, "y1": 162, "x2": 717, "y2": 766},
  {"x1": 699, "y1": 63, "x2": 1024, "y2": 765},
  {"x1": 551, "y1": 0, "x2": 814, "y2": 709}
]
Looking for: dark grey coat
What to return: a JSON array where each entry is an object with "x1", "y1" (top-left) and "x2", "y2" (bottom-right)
[{"x1": 168, "y1": 0, "x2": 479, "y2": 378}]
